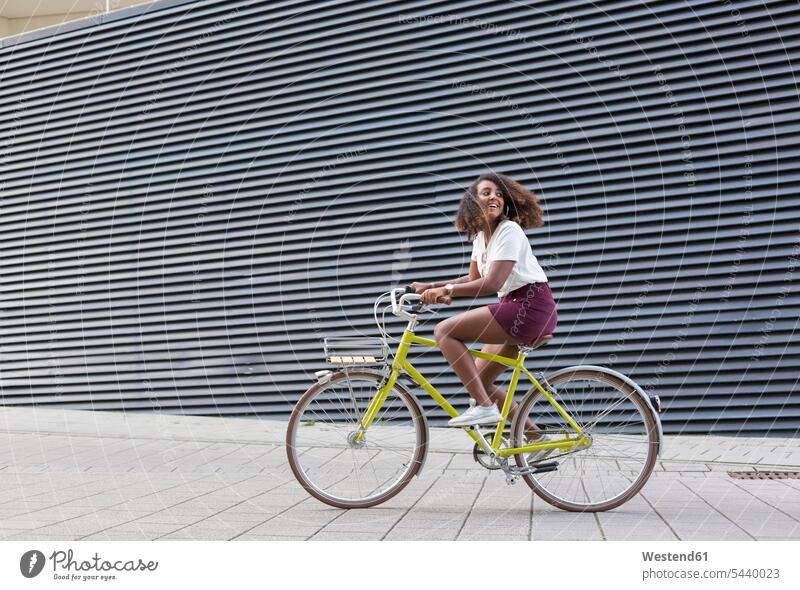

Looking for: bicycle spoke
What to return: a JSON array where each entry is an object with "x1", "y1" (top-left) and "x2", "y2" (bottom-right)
[{"x1": 582, "y1": 396, "x2": 632, "y2": 431}]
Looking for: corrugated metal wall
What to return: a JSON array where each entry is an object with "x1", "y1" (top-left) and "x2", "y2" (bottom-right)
[{"x1": 1, "y1": 0, "x2": 797, "y2": 434}]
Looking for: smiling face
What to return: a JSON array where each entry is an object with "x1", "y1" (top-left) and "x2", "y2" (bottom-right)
[{"x1": 476, "y1": 180, "x2": 506, "y2": 226}]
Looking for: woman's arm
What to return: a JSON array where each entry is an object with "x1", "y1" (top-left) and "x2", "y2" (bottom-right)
[
  {"x1": 416, "y1": 237, "x2": 482, "y2": 292},
  {"x1": 468, "y1": 260, "x2": 479, "y2": 281},
  {"x1": 412, "y1": 274, "x2": 469, "y2": 294},
  {"x1": 420, "y1": 260, "x2": 514, "y2": 304},
  {"x1": 449, "y1": 260, "x2": 514, "y2": 297},
  {"x1": 427, "y1": 260, "x2": 480, "y2": 288},
  {"x1": 429, "y1": 274, "x2": 471, "y2": 289}
]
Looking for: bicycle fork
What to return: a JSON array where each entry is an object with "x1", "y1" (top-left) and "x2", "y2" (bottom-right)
[
  {"x1": 352, "y1": 331, "x2": 432, "y2": 444},
  {"x1": 351, "y1": 365, "x2": 399, "y2": 444}
]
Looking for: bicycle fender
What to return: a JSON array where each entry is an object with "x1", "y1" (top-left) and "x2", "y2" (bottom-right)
[
  {"x1": 402, "y1": 387, "x2": 430, "y2": 476},
  {"x1": 545, "y1": 364, "x2": 664, "y2": 458}
]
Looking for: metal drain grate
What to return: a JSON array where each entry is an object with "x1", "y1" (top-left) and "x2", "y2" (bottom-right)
[{"x1": 728, "y1": 471, "x2": 800, "y2": 480}]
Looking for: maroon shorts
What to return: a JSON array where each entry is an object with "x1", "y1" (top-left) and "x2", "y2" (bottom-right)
[{"x1": 488, "y1": 282, "x2": 558, "y2": 346}]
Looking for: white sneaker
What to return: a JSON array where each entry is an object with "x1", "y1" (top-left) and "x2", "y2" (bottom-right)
[
  {"x1": 448, "y1": 399, "x2": 503, "y2": 427},
  {"x1": 526, "y1": 432, "x2": 556, "y2": 464}
]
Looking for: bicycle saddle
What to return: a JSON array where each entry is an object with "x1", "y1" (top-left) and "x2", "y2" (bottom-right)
[{"x1": 518, "y1": 334, "x2": 553, "y2": 353}]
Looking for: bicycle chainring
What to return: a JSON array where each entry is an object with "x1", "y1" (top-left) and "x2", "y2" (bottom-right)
[{"x1": 472, "y1": 427, "x2": 508, "y2": 470}]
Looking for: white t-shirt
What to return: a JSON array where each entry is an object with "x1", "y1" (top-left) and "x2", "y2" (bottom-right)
[{"x1": 471, "y1": 219, "x2": 548, "y2": 297}]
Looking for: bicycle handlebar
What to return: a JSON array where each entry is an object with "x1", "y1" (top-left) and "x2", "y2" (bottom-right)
[{"x1": 390, "y1": 285, "x2": 428, "y2": 318}]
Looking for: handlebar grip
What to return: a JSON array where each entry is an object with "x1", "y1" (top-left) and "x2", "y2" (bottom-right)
[{"x1": 403, "y1": 284, "x2": 415, "y2": 294}]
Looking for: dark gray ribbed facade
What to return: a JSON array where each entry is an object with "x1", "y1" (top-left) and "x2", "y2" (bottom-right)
[{"x1": 1, "y1": 0, "x2": 797, "y2": 434}]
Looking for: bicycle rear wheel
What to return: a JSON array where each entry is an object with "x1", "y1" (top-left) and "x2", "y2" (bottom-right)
[
  {"x1": 511, "y1": 367, "x2": 659, "y2": 512},
  {"x1": 286, "y1": 370, "x2": 427, "y2": 509}
]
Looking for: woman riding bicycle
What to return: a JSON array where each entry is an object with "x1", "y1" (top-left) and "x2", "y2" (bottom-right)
[
  {"x1": 412, "y1": 172, "x2": 558, "y2": 430},
  {"x1": 287, "y1": 172, "x2": 660, "y2": 511}
]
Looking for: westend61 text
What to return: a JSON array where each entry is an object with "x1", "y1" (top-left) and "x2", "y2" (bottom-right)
[{"x1": 642, "y1": 551, "x2": 708, "y2": 562}]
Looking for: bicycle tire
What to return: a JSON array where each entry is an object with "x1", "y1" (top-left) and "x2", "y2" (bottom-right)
[
  {"x1": 511, "y1": 367, "x2": 659, "y2": 512},
  {"x1": 286, "y1": 369, "x2": 428, "y2": 509}
]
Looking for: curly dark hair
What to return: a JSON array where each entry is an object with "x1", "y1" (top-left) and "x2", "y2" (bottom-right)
[{"x1": 454, "y1": 172, "x2": 544, "y2": 241}]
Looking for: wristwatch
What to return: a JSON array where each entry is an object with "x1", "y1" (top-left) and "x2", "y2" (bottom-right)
[{"x1": 444, "y1": 283, "x2": 455, "y2": 296}]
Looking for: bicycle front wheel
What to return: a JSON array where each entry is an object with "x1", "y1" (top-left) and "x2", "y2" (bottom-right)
[
  {"x1": 286, "y1": 370, "x2": 427, "y2": 509},
  {"x1": 512, "y1": 367, "x2": 659, "y2": 512}
]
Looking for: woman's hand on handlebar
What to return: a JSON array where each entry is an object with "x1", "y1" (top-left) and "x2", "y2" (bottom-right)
[
  {"x1": 410, "y1": 281, "x2": 432, "y2": 294},
  {"x1": 420, "y1": 287, "x2": 452, "y2": 305}
]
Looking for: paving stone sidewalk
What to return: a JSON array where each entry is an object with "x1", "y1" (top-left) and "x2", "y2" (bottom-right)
[{"x1": 0, "y1": 407, "x2": 798, "y2": 541}]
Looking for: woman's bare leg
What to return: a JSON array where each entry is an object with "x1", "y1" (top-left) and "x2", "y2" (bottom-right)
[
  {"x1": 433, "y1": 307, "x2": 515, "y2": 406},
  {"x1": 434, "y1": 308, "x2": 544, "y2": 436},
  {"x1": 474, "y1": 342, "x2": 538, "y2": 431}
]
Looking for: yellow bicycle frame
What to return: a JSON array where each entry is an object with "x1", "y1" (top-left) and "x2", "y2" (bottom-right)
[{"x1": 355, "y1": 329, "x2": 591, "y2": 458}]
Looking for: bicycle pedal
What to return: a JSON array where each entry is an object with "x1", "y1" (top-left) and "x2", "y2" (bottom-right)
[
  {"x1": 515, "y1": 461, "x2": 559, "y2": 476},
  {"x1": 528, "y1": 460, "x2": 559, "y2": 469},
  {"x1": 529, "y1": 462, "x2": 559, "y2": 474}
]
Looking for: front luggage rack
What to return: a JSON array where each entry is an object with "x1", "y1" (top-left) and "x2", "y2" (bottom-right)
[{"x1": 323, "y1": 337, "x2": 389, "y2": 366}]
